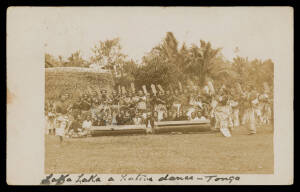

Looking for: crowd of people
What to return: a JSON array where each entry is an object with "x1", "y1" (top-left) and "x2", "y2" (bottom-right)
[{"x1": 45, "y1": 82, "x2": 273, "y2": 141}]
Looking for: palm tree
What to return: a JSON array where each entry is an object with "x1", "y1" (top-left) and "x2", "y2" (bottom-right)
[
  {"x1": 162, "y1": 32, "x2": 179, "y2": 61},
  {"x1": 184, "y1": 40, "x2": 237, "y2": 86}
]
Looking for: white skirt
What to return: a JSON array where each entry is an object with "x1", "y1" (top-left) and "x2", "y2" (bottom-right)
[
  {"x1": 233, "y1": 109, "x2": 240, "y2": 127},
  {"x1": 220, "y1": 127, "x2": 231, "y2": 137},
  {"x1": 56, "y1": 128, "x2": 65, "y2": 136},
  {"x1": 55, "y1": 116, "x2": 68, "y2": 136}
]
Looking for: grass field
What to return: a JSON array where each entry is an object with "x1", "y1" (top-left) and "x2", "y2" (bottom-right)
[{"x1": 45, "y1": 125, "x2": 274, "y2": 174}]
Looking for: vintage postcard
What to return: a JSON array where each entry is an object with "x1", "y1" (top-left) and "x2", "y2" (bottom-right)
[{"x1": 6, "y1": 7, "x2": 293, "y2": 185}]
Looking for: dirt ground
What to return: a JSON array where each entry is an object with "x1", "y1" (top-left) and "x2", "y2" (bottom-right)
[{"x1": 45, "y1": 124, "x2": 273, "y2": 174}]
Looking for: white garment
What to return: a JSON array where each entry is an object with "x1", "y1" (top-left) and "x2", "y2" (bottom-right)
[
  {"x1": 187, "y1": 107, "x2": 195, "y2": 119},
  {"x1": 145, "y1": 120, "x2": 153, "y2": 133},
  {"x1": 207, "y1": 81, "x2": 215, "y2": 95},
  {"x1": 55, "y1": 115, "x2": 68, "y2": 136},
  {"x1": 142, "y1": 113, "x2": 147, "y2": 120},
  {"x1": 157, "y1": 111, "x2": 164, "y2": 121},
  {"x1": 193, "y1": 116, "x2": 200, "y2": 120},
  {"x1": 82, "y1": 120, "x2": 92, "y2": 129},
  {"x1": 242, "y1": 108, "x2": 256, "y2": 133},
  {"x1": 173, "y1": 104, "x2": 181, "y2": 113},
  {"x1": 230, "y1": 100, "x2": 238, "y2": 108},
  {"x1": 137, "y1": 96, "x2": 147, "y2": 110},
  {"x1": 255, "y1": 108, "x2": 262, "y2": 117},
  {"x1": 194, "y1": 101, "x2": 203, "y2": 109},
  {"x1": 200, "y1": 116, "x2": 207, "y2": 121},
  {"x1": 233, "y1": 109, "x2": 240, "y2": 127},
  {"x1": 133, "y1": 117, "x2": 142, "y2": 125},
  {"x1": 220, "y1": 128, "x2": 231, "y2": 137},
  {"x1": 211, "y1": 99, "x2": 218, "y2": 108},
  {"x1": 252, "y1": 98, "x2": 259, "y2": 105},
  {"x1": 56, "y1": 121, "x2": 67, "y2": 136},
  {"x1": 203, "y1": 86, "x2": 210, "y2": 95}
]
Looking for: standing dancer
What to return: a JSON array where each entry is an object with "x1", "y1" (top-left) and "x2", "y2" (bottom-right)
[
  {"x1": 231, "y1": 98, "x2": 240, "y2": 128},
  {"x1": 210, "y1": 95, "x2": 219, "y2": 131},
  {"x1": 242, "y1": 87, "x2": 257, "y2": 135},
  {"x1": 47, "y1": 103, "x2": 56, "y2": 135},
  {"x1": 261, "y1": 92, "x2": 272, "y2": 125},
  {"x1": 214, "y1": 95, "x2": 232, "y2": 137}
]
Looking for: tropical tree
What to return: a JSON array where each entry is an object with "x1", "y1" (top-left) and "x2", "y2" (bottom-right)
[
  {"x1": 45, "y1": 32, "x2": 274, "y2": 94},
  {"x1": 162, "y1": 32, "x2": 180, "y2": 64},
  {"x1": 183, "y1": 40, "x2": 236, "y2": 86},
  {"x1": 232, "y1": 56, "x2": 248, "y2": 77},
  {"x1": 260, "y1": 59, "x2": 274, "y2": 88},
  {"x1": 114, "y1": 59, "x2": 138, "y2": 88},
  {"x1": 45, "y1": 53, "x2": 64, "y2": 68},
  {"x1": 133, "y1": 32, "x2": 186, "y2": 90},
  {"x1": 134, "y1": 50, "x2": 180, "y2": 89},
  {"x1": 232, "y1": 56, "x2": 274, "y2": 91},
  {"x1": 45, "y1": 53, "x2": 55, "y2": 68},
  {"x1": 133, "y1": 32, "x2": 237, "y2": 90},
  {"x1": 90, "y1": 38, "x2": 127, "y2": 73},
  {"x1": 65, "y1": 50, "x2": 89, "y2": 67}
]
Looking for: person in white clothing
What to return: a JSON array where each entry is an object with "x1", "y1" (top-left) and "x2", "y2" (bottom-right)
[
  {"x1": 214, "y1": 96, "x2": 232, "y2": 137},
  {"x1": 82, "y1": 115, "x2": 93, "y2": 137},
  {"x1": 54, "y1": 94, "x2": 69, "y2": 143}
]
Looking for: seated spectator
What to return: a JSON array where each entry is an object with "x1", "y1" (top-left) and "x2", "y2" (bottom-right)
[
  {"x1": 99, "y1": 116, "x2": 106, "y2": 126},
  {"x1": 168, "y1": 110, "x2": 176, "y2": 120},
  {"x1": 102, "y1": 114, "x2": 108, "y2": 126},
  {"x1": 162, "y1": 112, "x2": 169, "y2": 121},
  {"x1": 153, "y1": 111, "x2": 159, "y2": 122},
  {"x1": 92, "y1": 114, "x2": 103, "y2": 126},
  {"x1": 80, "y1": 95, "x2": 91, "y2": 111},
  {"x1": 133, "y1": 112, "x2": 143, "y2": 125},
  {"x1": 107, "y1": 114, "x2": 112, "y2": 125},
  {"x1": 179, "y1": 110, "x2": 188, "y2": 120},
  {"x1": 123, "y1": 110, "x2": 132, "y2": 125},
  {"x1": 174, "y1": 112, "x2": 181, "y2": 121},
  {"x1": 190, "y1": 112, "x2": 197, "y2": 120},
  {"x1": 116, "y1": 111, "x2": 124, "y2": 125},
  {"x1": 197, "y1": 110, "x2": 207, "y2": 121}
]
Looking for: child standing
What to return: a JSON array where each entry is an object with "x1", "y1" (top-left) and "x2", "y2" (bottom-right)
[{"x1": 145, "y1": 111, "x2": 155, "y2": 134}]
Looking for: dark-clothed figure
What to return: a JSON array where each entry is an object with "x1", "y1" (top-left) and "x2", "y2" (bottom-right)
[{"x1": 69, "y1": 115, "x2": 82, "y2": 133}]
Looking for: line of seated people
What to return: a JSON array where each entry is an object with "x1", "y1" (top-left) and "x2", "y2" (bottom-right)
[{"x1": 65, "y1": 108, "x2": 208, "y2": 137}]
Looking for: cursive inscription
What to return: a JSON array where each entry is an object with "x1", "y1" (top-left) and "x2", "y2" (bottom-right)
[
  {"x1": 204, "y1": 175, "x2": 240, "y2": 184},
  {"x1": 41, "y1": 174, "x2": 241, "y2": 185},
  {"x1": 75, "y1": 174, "x2": 102, "y2": 184},
  {"x1": 120, "y1": 174, "x2": 153, "y2": 182},
  {"x1": 41, "y1": 174, "x2": 71, "y2": 185}
]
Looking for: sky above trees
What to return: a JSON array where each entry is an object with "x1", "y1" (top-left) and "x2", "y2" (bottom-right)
[{"x1": 42, "y1": 7, "x2": 292, "y2": 65}]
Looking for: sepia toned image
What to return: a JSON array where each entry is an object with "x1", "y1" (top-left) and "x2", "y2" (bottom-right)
[
  {"x1": 44, "y1": 7, "x2": 274, "y2": 174},
  {"x1": 6, "y1": 7, "x2": 293, "y2": 185}
]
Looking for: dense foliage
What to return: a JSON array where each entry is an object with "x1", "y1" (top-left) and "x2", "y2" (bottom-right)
[{"x1": 45, "y1": 32, "x2": 274, "y2": 91}]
